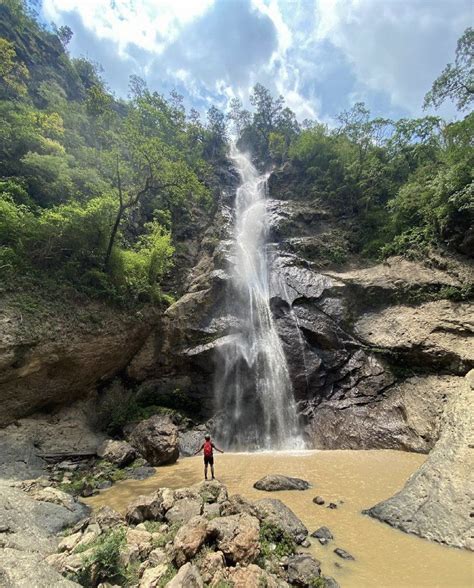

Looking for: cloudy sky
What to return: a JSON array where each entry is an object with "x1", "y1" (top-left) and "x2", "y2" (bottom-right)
[{"x1": 40, "y1": 0, "x2": 472, "y2": 123}]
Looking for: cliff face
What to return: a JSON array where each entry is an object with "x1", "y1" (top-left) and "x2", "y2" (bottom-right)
[{"x1": 128, "y1": 163, "x2": 473, "y2": 452}]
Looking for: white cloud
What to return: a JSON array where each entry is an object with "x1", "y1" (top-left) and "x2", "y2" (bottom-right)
[{"x1": 313, "y1": 0, "x2": 472, "y2": 114}]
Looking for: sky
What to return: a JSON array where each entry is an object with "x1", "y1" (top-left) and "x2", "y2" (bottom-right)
[{"x1": 40, "y1": 0, "x2": 472, "y2": 123}]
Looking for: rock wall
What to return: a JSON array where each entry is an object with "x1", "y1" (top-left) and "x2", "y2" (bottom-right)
[{"x1": 126, "y1": 164, "x2": 474, "y2": 453}]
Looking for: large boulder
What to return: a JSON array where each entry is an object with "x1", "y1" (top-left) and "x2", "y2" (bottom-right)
[
  {"x1": 173, "y1": 516, "x2": 209, "y2": 566},
  {"x1": 97, "y1": 439, "x2": 136, "y2": 467},
  {"x1": 165, "y1": 562, "x2": 203, "y2": 588},
  {"x1": 286, "y1": 554, "x2": 321, "y2": 586},
  {"x1": 365, "y1": 371, "x2": 474, "y2": 550},
  {"x1": 128, "y1": 415, "x2": 179, "y2": 466},
  {"x1": 254, "y1": 498, "x2": 308, "y2": 544},
  {"x1": 253, "y1": 475, "x2": 311, "y2": 491},
  {"x1": 125, "y1": 490, "x2": 167, "y2": 524},
  {"x1": 207, "y1": 513, "x2": 261, "y2": 565},
  {"x1": 0, "y1": 548, "x2": 80, "y2": 587}
]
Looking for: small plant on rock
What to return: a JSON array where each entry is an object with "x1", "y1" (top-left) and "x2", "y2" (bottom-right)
[{"x1": 259, "y1": 521, "x2": 296, "y2": 560}]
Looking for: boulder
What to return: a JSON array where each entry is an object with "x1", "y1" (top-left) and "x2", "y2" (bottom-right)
[
  {"x1": 207, "y1": 513, "x2": 261, "y2": 565},
  {"x1": 228, "y1": 563, "x2": 283, "y2": 588},
  {"x1": 192, "y1": 479, "x2": 229, "y2": 504},
  {"x1": 253, "y1": 475, "x2": 311, "y2": 491},
  {"x1": 165, "y1": 562, "x2": 203, "y2": 588},
  {"x1": 0, "y1": 548, "x2": 79, "y2": 587},
  {"x1": 364, "y1": 371, "x2": 474, "y2": 550},
  {"x1": 92, "y1": 506, "x2": 125, "y2": 530},
  {"x1": 196, "y1": 550, "x2": 225, "y2": 585},
  {"x1": 255, "y1": 498, "x2": 308, "y2": 544},
  {"x1": 312, "y1": 496, "x2": 324, "y2": 505},
  {"x1": 139, "y1": 563, "x2": 169, "y2": 588},
  {"x1": 97, "y1": 440, "x2": 136, "y2": 467},
  {"x1": 125, "y1": 490, "x2": 166, "y2": 524},
  {"x1": 311, "y1": 526, "x2": 333, "y2": 545},
  {"x1": 173, "y1": 516, "x2": 209, "y2": 566},
  {"x1": 286, "y1": 553, "x2": 321, "y2": 586},
  {"x1": 334, "y1": 547, "x2": 355, "y2": 560},
  {"x1": 220, "y1": 495, "x2": 257, "y2": 518},
  {"x1": 128, "y1": 415, "x2": 179, "y2": 466},
  {"x1": 165, "y1": 498, "x2": 203, "y2": 524}
]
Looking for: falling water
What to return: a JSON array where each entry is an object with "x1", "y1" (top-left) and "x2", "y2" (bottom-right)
[{"x1": 214, "y1": 146, "x2": 302, "y2": 450}]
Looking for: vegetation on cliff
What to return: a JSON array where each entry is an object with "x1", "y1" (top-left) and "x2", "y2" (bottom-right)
[{"x1": 0, "y1": 1, "x2": 472, "y2": 311}]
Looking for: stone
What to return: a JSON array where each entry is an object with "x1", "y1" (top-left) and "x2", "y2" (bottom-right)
[
  {"x1": 148, "y1": 547, "x2": 169, "y2": 567},
  {"x1": 58, "y1": 531, "x2": 82, "y2": 552},
  {"x1": 126, "y1": 528, "x2": 153, "y2": 558},
  {"x1": 334, "y1": 547, "x2": 355, "y2": 560},
  {"x1": 255, "y1": 498, "x2": 308, "y2": 544},
  {"x1": 139, "y1": 563, "x2": 169, "y2": 588},
  {"x1": 128, "y1": 415, "x2": 179, "y2": 466},
  {"x1": 192, "y1": 479, "x2": 229, "y2": 504},
  {"x1": 197, "y1": 550, "x2": 226, "y2": 584},
  {"x1": 0, "y1": 548, "x2": 79, "y2": 587},
  {"x1": 125, "y1": 490, "x2": 166, "y2": 524},
  {"x1": 313, "y1": 496, "x2": 325, "y2": 505},
  {"x1": 253, "y1": 475, "x2": 311, "y2": 491},
  {"x1": 228, "y1": 563, "x2": 282, "y2": 588},
  {"x1": 165, "y1": 562, "x2": 203, "y2": 587},
  {"x1": 286, "y1": 553, "x2": 321, "y2": 586},
  {"x1": 220, "y1": 495, "x2": 257, "y2": 518},
  {"x1": 207, "y1": 513, "x2": 260, "y2": 565},
  {"x1": 97, "y1": 440, "x2": 136, "y2": 467},
  {"x1": 203, "y1": 503, "x2": 221, "y2": 519},
  {"x1": 165, "y1": 498, "x2": 203, "y2": 524},
  {"x1": 310, "y1": 526, "x2": 333, "y2": 545},
  {"x1": 92, "y1": 506, "x2": 125, "y2": 530},
  {"x1": 301, "y1": 539, "x2": 311, "y2": 548},
  {"x1": 323, "y1": 576, "x2": 341, "y2": 588},
  {"x1": 327, "y1": 503, "x2": 337, "y2": 510},
  {"x1": 173, "y1": 516, "x2": 209, "y2": 566},
  {"x1": 364, "y1": 372, "x2": 474, "y2": 550}
]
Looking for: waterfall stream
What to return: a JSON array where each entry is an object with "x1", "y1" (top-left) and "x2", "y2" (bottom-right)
[{"x1": 214, "y1": 147, "x2": 302, "y2": 450}]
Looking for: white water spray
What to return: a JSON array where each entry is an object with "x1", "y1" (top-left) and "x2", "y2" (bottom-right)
[{"x1": 214, "y1": 147, "x2": 302, "y2": 450}]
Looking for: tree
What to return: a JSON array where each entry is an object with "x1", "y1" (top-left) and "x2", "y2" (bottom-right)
[
  {"x1": 424, "y1": 27, "x2": 474, "y2": 111},
  {"x1": 56, "y1": 25, "x2": 73, "y2": 48},
  {"x1": 0, "y1": 38, "x2": 29, "y2": 97}
]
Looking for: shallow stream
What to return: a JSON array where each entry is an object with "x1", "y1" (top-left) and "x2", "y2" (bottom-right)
[{"x1": 85, "y1": 450, "x2": 473, "y2": 587}]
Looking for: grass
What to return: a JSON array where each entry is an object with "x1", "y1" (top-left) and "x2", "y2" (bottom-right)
[{"x1": 258, "y1": 521, "x2": 296, "y2": 561}]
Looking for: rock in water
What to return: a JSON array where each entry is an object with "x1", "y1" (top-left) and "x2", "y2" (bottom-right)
[
  {"x1": 255, "y1": 498, "x2": 308, "y2": 544},
  {"x1": 253, "y1": 475, "x2": 311, "y2": 491},
  {"x1": 364, "y1": 371, "x2": 474, "y2": 550},
  {"x1": 128, "y1": 415, "x2": 179, "y2": 466},
  {"x1": 313, "y1": 496, "x2": 325, "y2": 505},
  {"x1": 286, "y1": 553, "x2": 321, "y2": 585},
  {"x1": 97, "y1": 439, "x2": 136, "y2": 467},
  {"x1": 311, "y1": 526, "x2": 334, "y2": 545},
  {"x1": 334, "y1": 547, "x2": 355, "y2": 560}
]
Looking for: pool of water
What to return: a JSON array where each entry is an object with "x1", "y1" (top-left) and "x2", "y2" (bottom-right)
[{"x1": 85, "y1": 449, "x2": 473, "y2": 588}]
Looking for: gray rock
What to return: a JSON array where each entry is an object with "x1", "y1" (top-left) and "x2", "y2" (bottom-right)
[
  {"x1": 126, "y1": 466, "x2": 156, "y2": 480},
  {"x1": 323, "y1": 576, "x2": 341, "y2": 588},
  {"x1": 310, "y1": 526, "x2": 333, "y2": 545},
  {"x1": 0, "y1": 548, "x2": 80, "y2": 587},
  {"x1": 255, "y1": 498, "x2": 308, "y2": 544},
  {"x1": 165, "y1": 562, "x2": 203, "y2": 588},
  {"x1": 125, "y1": 490, "x2": 167, "y2": 524},
  {"x1": 327, "y1": 503, "x2": 337, "y2": 510},
  {"x1": 334, "y1": 547, "x2": 355, "y2": 560},
  {"x1": 97, "y1": 439, "x2": 136, "y2": 467},
  {"x1": 165, "y1": 498, "x2": 203, "y2": 524},
  {"x1": 364, "y1": 371, "x2": 474, "y2": 550},
  {"x1": 253, "y1": 475, "x2": 311, "y2": 491},
  {"x1": 312, "y1": 496, "x2": 325, "y2": 505},
  {"x1": 128, "y1": 415, "x2": 179, "y2": 466},
  {"x1": 286, "y1": 553, "x2": 321, "y2": 586}
]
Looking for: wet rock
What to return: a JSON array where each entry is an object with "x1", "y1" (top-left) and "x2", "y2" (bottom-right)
[
  {"x1": 312, "y1": 496, "x2": 325, "y2": 505},
  {"x1": 255, "y1": 498, "x2": 308, "y2": 544},
  {"x1": 166, "y1": 562, "x2": 203, "y2": 588},
  {"x1": 97, "y1": 440, "x2": 137, "y2": 467},
  {"x1": 323, "y1": 576, "x2": 341, "y2": 588},
  {"x1": 128, "y1": 415, "x2": 179, "y2": 466},
  {"x1": 207, "y1": 513, "x2": 261, "y2": 565},
  {"x1": 126, "y1": 466, "x2": 156, "y2": 480},
  {"x1": 365, "y1": 371, "x2": 474, "y2": 550},
  {"x1": 301, "y1": 538, "x2": 311, "y2": 548},
  {"x1": 125, "y1": 490, "x2": 167, "y2": 524},
  {"x1": 311, "y1": 526, "x2": 333, "y2": 545},
  {"x1": 327, "y1": 503, "x2": 338, "y2": 510},
  {"x1": 334, "y1": 547, "x2": 355, "y2": 560},
  {"x1": 286, "y1": 553, "x2": 321, "y2": 586},
  {"x1": 253, "y1": 474, "x2": 311, "y2": 491}
]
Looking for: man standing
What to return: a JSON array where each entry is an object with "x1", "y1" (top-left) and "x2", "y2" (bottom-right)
[{"x1": 194, "y1": 434, "x2": 224, "y2": 480}]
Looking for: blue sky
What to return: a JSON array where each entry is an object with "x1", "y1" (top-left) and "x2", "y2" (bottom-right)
[{"x1": 40, "y1": 0, "x2": 472, "y2": 123}]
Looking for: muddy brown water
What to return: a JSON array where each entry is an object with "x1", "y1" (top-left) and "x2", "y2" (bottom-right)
[{"x1": 85, "y1": 450, "x2": 473, "y2": 588}]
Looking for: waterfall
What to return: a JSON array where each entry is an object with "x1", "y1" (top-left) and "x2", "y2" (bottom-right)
[{"x1": 214, "y1": 146, "x2": 303, "y2": 450}]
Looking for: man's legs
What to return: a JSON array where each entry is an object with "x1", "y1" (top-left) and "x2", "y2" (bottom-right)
[
  {"x1": 204, "y1": 461, "x2": 208, "y2": 480},
  {"x1": 211, "y1": 463, "x2": 215, "y2": 479}
]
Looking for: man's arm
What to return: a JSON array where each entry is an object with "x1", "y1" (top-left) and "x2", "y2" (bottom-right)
[
  {"x1": 212, "y1": 443, "x2": 224, "y2": 454},
  {"x1": 194, "y1": 443, "x2": 204, "y2": 455}
]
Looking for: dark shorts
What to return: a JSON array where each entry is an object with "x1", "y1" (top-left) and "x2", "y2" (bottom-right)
[{"x1": 204, "y1": 455, "x2": 214, "y2": 466}]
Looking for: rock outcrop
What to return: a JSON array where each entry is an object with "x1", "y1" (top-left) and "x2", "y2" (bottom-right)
[
  {"x1": 364, "y1": 371, "x2": 474, "y2": 550},
  {"x1": 253, "y1": 475, "x2": 311, "y2": 491},
  {"x1": 128, "y1": 415, "x2": 179, "y2": 466}
]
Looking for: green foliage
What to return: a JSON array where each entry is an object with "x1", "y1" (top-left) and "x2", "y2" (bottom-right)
[
  {"x1": 258, "y1": 521, "x2": 296, "y2": 560},
  {"x1": 70, "y1": 529, "x2": 126, "y2": 587}
]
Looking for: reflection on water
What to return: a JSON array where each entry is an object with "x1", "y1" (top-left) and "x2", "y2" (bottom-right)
[{"x1": 85, "y1": 450, "x2": 474, "y2": 588}]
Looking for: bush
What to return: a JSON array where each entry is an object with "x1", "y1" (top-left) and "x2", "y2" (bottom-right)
[{"x1": 258, "y1": 521, "x2": 296, "y2": 560}]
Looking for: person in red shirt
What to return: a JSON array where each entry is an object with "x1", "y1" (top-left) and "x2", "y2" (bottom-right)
[{"x1": 194, "y1": 434, "x2": 224, "y2": 480}]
